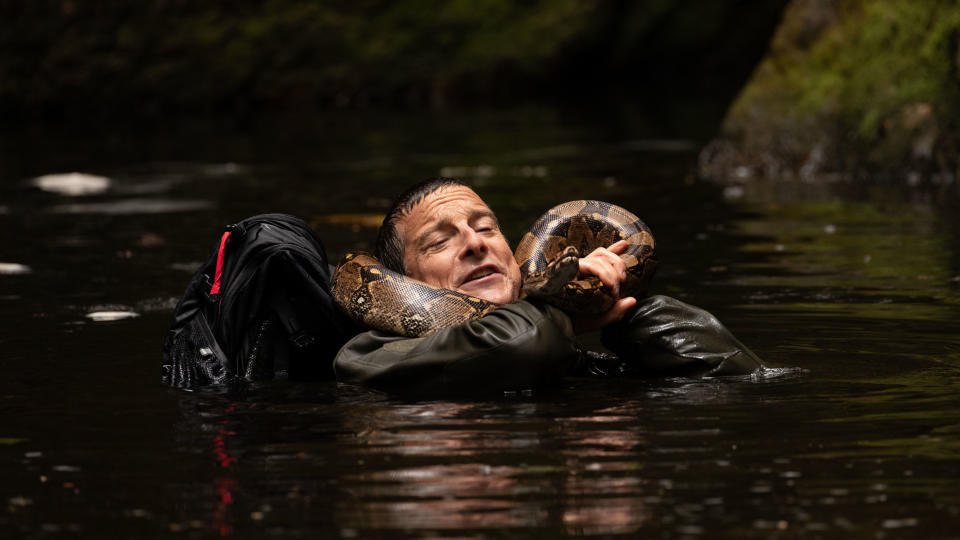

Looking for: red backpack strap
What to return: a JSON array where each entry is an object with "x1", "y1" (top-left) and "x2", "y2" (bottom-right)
[{"x1": 210, "y1": 231, "x2": 232, "y2": 295}]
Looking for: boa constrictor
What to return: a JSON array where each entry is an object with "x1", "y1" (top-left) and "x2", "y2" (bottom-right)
[{"x1": 330, "y1": 200, "x2": 657, "y2": 338}]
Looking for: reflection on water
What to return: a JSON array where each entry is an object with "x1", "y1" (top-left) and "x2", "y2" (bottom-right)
[
  {"x1": 1, "y1": 110, "x2": 960, "y2": 537},
  {"x1": 49, "y1": 198, "x2": 213, "y2": 215}
]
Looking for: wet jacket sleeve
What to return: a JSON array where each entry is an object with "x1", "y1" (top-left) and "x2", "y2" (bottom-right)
[
  {"x1": 601, "y1": 295, "x2": 764, "y2": 377},
  {"x1": 333, "y1": 299, "x2": 580, "y2": 395}
]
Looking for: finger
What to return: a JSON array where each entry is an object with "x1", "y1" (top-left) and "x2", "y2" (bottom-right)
[
  {"x1": 585, "y1": 247, "x2": 627, "y2": 280},
  {"x1": 607, "y1": 239, "x2": 629, "y2": 255},
  {"x1": 574, "y1": 296, "x2": 637, "y2": 335},
  {"x1": 591, "y1": 246, "x2": 627, "y2": 271},
  {"x1": 578, "y1": 257, "x2": 621, "y2": 295},
  {"x1": 595, "y1": 296, "x2": 637, "y2": 327},
  {"x1": 598, "y1": 253, "x2": 626, "y2": 290}
]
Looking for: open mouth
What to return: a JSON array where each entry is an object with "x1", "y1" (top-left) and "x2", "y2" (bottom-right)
[{"x1": 462, "y1": 266, "x2": 498, "y2": 285}]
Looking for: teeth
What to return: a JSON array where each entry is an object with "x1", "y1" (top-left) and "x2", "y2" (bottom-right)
[{"x1": 468, "y1": 269, "x2": 493, "y2": 281}]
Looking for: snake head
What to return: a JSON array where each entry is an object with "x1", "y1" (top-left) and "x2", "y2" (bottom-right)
[{"x1": 522, "y1": 245, "x2": 579, "y2": 297}]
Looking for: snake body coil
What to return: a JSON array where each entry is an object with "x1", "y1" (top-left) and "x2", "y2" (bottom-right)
[{"x1": 331, "y1": 200, "x2": 656, "y2": 337}]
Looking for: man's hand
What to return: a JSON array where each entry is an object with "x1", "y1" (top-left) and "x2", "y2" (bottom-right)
[{"x1": 573, "y1": 240, "x2": 637, "y2": 334}]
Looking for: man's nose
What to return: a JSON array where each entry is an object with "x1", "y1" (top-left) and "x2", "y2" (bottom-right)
[{"x1": 459, "y1": 228, "x2": 487, "y2": 259}]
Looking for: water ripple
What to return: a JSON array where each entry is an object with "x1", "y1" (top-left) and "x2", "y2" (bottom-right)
[{"x1": 49, "y1": 198, "x2": 212, "y2": 215}]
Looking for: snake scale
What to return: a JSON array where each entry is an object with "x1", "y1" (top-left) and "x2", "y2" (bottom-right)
[{"x1": 330, "y1": 200, "x2": 657, "y2": 338}]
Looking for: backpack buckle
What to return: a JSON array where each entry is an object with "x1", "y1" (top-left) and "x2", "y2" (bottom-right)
[{"x1": 290, "y1": 331, "x2": 315, "y2": 350}]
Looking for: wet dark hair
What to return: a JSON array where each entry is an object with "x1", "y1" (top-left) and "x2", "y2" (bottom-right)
[{"x1": 374, "y1": 177, "x2": 469, "y2": 274}]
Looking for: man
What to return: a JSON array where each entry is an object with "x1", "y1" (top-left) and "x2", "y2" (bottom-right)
[{"x1": 334, "y1": 178, "x2": 763, "y2": 395}]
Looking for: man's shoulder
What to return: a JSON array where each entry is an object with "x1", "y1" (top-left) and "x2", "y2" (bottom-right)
[{"x1": 335, "y1": 298, "x2": 574, "y2": 356}]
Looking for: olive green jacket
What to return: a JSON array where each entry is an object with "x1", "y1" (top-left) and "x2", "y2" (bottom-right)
[{"x1": 333, "y1": 295, "x2": 763, "y2": 395}]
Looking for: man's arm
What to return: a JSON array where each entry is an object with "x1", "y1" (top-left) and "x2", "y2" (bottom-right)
[
  {"x1": 601, "y1": 295, "x2": 764, "y2": 377},
  {"x1": 574, "y1": 241, "x2": 763, "y2": 377},
  {"x1": 333, "y1": 299, "x2": 580, "y2": 396}
]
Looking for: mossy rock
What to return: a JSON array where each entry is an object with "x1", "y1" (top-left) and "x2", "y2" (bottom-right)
[{"x1": 703, "y1": 0, "x2": 960, "y2": 185}]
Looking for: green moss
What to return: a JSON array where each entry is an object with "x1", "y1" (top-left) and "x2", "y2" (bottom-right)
[
  {"x1": 722, "y1": 0, "x2": 960, "y2": 177},
  {"x1": 0, "y1": 437, "x2": 27, "y2": 445}
]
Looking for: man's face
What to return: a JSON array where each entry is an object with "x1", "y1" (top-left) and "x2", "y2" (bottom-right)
[{"x1": 399, "y1": 185, "x2": 522, "y2": 305}]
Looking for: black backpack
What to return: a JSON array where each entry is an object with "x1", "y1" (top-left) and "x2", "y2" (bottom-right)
[{"x1": 161, "y1": 214, "x2": 360, "y2": 388}]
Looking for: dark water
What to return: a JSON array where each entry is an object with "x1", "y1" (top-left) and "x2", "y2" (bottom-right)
[{"x1": 2, "y1": 108, "x2": 960, "y2": 539}]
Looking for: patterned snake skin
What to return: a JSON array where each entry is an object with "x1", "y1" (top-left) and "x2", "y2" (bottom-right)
[{"x1": 330, "y1": 200, "x2": 657, "y2": 337}]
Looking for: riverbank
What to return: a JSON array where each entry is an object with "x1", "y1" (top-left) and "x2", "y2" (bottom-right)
[{"x1": 0, "y1": 1, "x2": 785, "y2": 124}]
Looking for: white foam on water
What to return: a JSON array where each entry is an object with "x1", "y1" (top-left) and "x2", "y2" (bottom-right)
[
  {"x1": 0, "y1": 262, "x2": 31, "y2": 275},
  {"x1": 749, "y1": 366, "x2": 807, "y2": 381},
  {"x1": 85, "y1": 311, "x2": 140, "y2": 322},
  {"x1": 33, "y1": 173, "x2": 111, "y2": 196}
]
